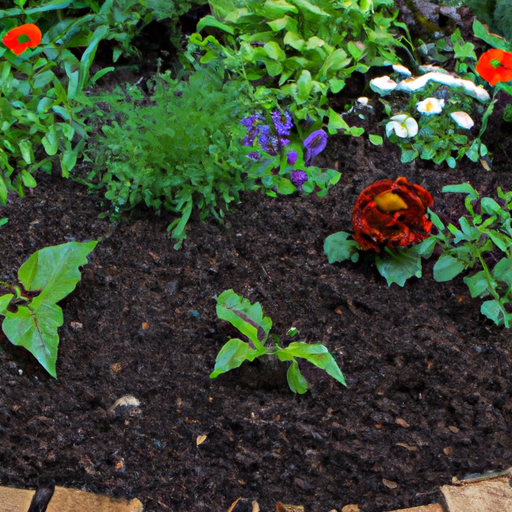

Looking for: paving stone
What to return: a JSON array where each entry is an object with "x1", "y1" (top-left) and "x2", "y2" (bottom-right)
[
  {"x1": 440, "y1": 475, "x2": 512, "y2": 512},
  {"x1": 0, "y1": 485, "x2": 143, "y2": 512},
  {"x1": 385, "y1": 504, "x2": 445, "y2": 512}
]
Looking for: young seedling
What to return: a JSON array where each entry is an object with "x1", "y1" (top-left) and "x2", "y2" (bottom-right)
[
  {"x1": 210, "y1": 289, "x2": 346, "y2": 394},
  {"x1": 0, "y1": 240, "x2": 97, "y2": 377}
]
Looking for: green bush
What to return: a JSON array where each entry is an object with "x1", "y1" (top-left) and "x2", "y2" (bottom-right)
[
  {"x1": 86, "y1": 68, "x2": 257, "y2": 248},
  {"x1": 184, "y1": 0, "x2": 408, "y2": 124}
]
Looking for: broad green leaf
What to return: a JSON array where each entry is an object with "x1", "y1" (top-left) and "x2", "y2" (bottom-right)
[
  {"x1": 433, "y1": 254, "x2": 466, "y2": 282},
  {"x1": 283, "y1": 31, "x2": 305, "y2": 51},
  {"x1": 283, "y1": 342, "x2": 346, "y2": 386},
  {"x1": 18, "y1": 140, "x2": 34, "y2": 165},
  {"x1": 18, "y1": 240, "x2": 97, "y2": 304},
  {"x1": 375, "y1": 246, "x2": 423, "y2": 287},
  {"x1": 61, "y1": 149, "x2": 77, "y2": 177},
  {"x1": 287, "y1": 359, "x2": 308, "y2": 394},
  {"x1": 197, "y1": 15, "x2": 235, "y2": 34},
  {"x1": 21, "y1": 170, "x2": 37, "y2": 188},
  {"x1": 416, "y1": 236, "x2": 437, "y2": 259},
  {"x1": 0, "y1": 294, "x2": 13, "y2": 315},
  {"x1": 264, "y1": 41, "x2": 286, "y2": 61},
  {"x1": 324, "y1": 231, "x2": 360, "y2": 263},
  {"x1": 210, "y1": 338, "x2": 257, "y2": 378},
  {"x1": 493, "y1": 257, "x2": 512, "y2": 287},
  {"x1": 288, "y1": 0, "x2": 329, "y2": 16},
  {"x1": 33, "y1": 70, "x2": 54, "y2": 89},
  {"x1": 3, "y1": 301, "x2": 63, "y2": 377},
  {"x1": 473, "y1": 19, "x2": 512, "y2": 52},
  {"x1": 216, "y1": 289, "x2": 271, "y2": 349},
  {"x1": 464, "y1": 270, "x2": 489, "y2": 298},
  {"x1": 481, "y1": 299, "x2": 505, "y2": 326},
  {"x1": 42, "y1": 125, "x2": 58, "y2": 155},
  {"x1": 297, "y1": 69, "x2": 312, "y2": 103},
  {"x1": 369, "y1": 134, "x2": 383, "y2": 145}
]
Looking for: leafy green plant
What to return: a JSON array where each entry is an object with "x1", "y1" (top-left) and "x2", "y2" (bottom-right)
[
  {"x1": 0, "y1": 6, "x2": 111, "y2": 202},
  {"x1": 325, "y1": 183, "x2": 512, "y2": 328},
  {"x1": 184, "y1": 0, "x2": 407, "y2": 126},
  {"x1": 464, "y1": 0, "x2": 512, "y2": 44},
  {"x1": 240, "y1": 109, "x2": 340, "y2": 197},
  {"x1": 0, "y1": 240, "x2": 97, "y2": 377},
  {"x1": 429, "y1": 183, "x2": 512, "y2": 328},
  {"x1": 211, "y1": 289, "x2": 346, "y2": 394},
  {"x1": 373, "y1": 28, "x2": 493, "y2": 168},
  {"x1": 86, "y1": 68, "x2": 257, "y2": 248}
]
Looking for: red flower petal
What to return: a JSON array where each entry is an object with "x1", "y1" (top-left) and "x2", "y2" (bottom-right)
[
  {"x1": 2, "y1": 24, "x2": 42, "y2": 56},
  {"x1": 352, "y1": 177, "x2": 433, "y2": 251},
  {"x1": 476, "y1": 49, "x2": 512, "y2": 86}
]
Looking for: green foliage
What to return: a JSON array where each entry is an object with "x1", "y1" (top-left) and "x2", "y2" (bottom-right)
[
  {"x1": 0, "y1": 6, "x2": 113, "y2": 202},
  {"x1": 184, "y1": 0, "x2": 406, "y2": 125},
  {"x1": 325, "y1": 184, "x2": 512, "y2": 327},
  {"x1": 211, "y1": 289, "x2": 346, "y2": 394},
  {"x1": 86, "y1": 68, "x2": 258, "y2": 248},
  {"x1": 465, "y1": 0, "x2": 512, "y2": 43},
  {"x1": 430, "y1": 184, "x2": 512, "y2": 328},
  {"x1": 324, "y1": 231, "x2": 434, "y2": 287},
  {"x1": 2, "y1": 0, "x2": 207, "y2": 61},
  {"x1": 0, "y1": 241, "x2": 97, "y2": 377}
]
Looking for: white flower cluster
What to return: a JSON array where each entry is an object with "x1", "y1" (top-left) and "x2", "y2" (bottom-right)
[{"x1": 370, "y1": 66, "x2": 482, "y2": 138}]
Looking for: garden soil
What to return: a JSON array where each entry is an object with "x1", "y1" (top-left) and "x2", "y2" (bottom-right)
[{"x1": 2, "y1": 11, "x2": 512, "y2": 512}]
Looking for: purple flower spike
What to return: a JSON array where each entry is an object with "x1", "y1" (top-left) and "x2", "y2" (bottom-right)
[
  {"x1": 304, "y1": 129, "x2": 328, "y2": 164},
  {"x1": 271, "y1": 110, "x2": 293, "y2": 137},
  {"x1": 291, "y1": 170, "x2": 308, "y2": 191},
  {"x1": 287, "y1": 151, "x2": 298, "y2": 165}
]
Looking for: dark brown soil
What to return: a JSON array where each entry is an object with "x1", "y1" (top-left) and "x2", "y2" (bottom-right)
[
  {"x1": 1, "y1": 109, "x2": 512, "y2": 512},
  {"x1": 2, "y1": 4, "x2": 512, "y2": 509}
]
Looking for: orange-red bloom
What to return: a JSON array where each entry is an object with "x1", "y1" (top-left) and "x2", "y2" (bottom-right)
[
  {"x1": 476, "y1": 49, "x2": 512, "y2": 86},
  {"x1": 2, "y1": 24, "x2": 42, "y2": 56},
  {"x1": 352, "y1": 177, "x2": 434, "y2": 251}
]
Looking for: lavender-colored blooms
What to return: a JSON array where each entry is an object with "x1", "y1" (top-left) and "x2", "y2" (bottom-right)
[
  {"x1": 291, "y1": 170, "x2": 308, "y2": 190},
  {"x1": 247, "y1": 151, "x2": 261, "y2": 160},
  {"x1": 241, "y1": 109, "x2": 294, "y2": 156},
  {"x1": 287, "y1": 151, "x2": 298, "y2": 165},
  {"x1": 271, "y1": 110, "x2": 293, "y2": 136},
  {"x1": 304, "y1": 129, "x2": 328, "y2": 164}
]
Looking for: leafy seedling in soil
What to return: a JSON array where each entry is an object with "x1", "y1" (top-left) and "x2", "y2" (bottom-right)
[
  {"x1": 0, "y1": 240, "x2": 97, "y2": 377},
  {"x1": 210, "y1": 289, "x2": 346, "y2": 394}
]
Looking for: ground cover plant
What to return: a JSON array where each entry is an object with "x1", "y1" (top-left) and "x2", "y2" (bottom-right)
[
  {"x1": 211, "y1": 289, "x2": 346, "y2": 393},
  {"x1": 1, "y1": 1, "x2": 512, "y2": 511},
  {"x1": 0, "y1": 240, "x2": 96, "y2": 377},
  {"x1": 184, "y1": 0, "x2": 408, "y2": 127}
]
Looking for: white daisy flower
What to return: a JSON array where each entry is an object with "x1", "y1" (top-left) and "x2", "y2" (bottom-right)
[
  {"x1": 450, "y1": 111, "x2": 474, "y2": 129},
  {"x1": 369, "y1": 76, "x2": 398, "y2": 96},
  {"x1": 392, "y1": 64, "x2": 412, "y2": 76},
  {"x1": 386, "y1": 114, "x2": 419, "y2": 138},
  {"x1": 416, "y1": 97, "x2": 445, "y2": 115}
]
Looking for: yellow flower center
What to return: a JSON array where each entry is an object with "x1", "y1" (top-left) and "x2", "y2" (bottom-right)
[{"x1": 374, "y1": 191, "x2": 408, "y2": 213}]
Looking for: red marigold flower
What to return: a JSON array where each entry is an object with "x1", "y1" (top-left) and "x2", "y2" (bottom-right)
[
  {"x1": 2, "y1": 24, "x2": 42, "y2": 56},
  {"x1": 352, "y1": 177, "x2": 434, "y2": 251},
  {"x1": 476, "y1": 49, "x2": 512, "y2": 86}
]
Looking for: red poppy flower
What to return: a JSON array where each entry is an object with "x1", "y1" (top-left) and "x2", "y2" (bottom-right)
[
  {"x1": 2, "y1": 24, "x2": 42, "y2": 56},
  {"x1": 476, "y1": 49, "x2": 512, "y2": 86},
  {"x1": 352, "y1": 177, "x2": 434, "y2": 251}
]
